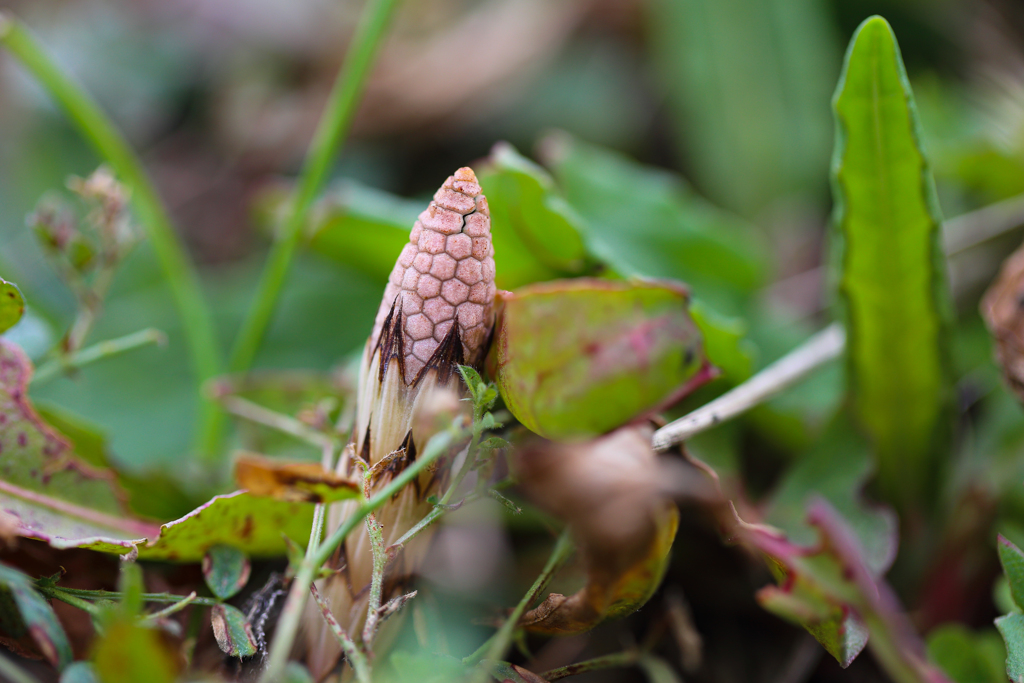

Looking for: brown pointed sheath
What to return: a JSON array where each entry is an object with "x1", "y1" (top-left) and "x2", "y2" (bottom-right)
[{"x1": 298, "y1": 168, "x2": 496, "y2": 679}]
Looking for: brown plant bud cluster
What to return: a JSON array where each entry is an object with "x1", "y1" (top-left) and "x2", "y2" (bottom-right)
[{"x1": 370, "y1": 167, "x2": 496, "y2": 382}]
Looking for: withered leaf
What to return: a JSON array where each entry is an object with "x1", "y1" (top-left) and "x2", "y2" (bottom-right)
[
  {"x1": 515, "y1": 426, "x2": 679, "y2": 634},
  {"x1": 234, "y1": 453, "x2": 360, "y2": 503}
]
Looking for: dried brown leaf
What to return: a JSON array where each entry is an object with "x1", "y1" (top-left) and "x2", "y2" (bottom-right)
[{"x1": 234, "y1": 453, "x2": 360, "y2": 504}]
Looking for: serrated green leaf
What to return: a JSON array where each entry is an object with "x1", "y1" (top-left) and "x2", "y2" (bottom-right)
[
  {"x1": 0, "y1": 562, "x2": 71, "y2": 669},
  {"x1": 202, "y1": 545, "x2": 251, "y2": 600},
  {"x1": 999, "y1": 535, "x2": 1024, "y2": 612},
  {"x1": 830, "y1": 16, "x2": 954, "y2": 508},
  {"x1": 0, "y1": 279, "x2": 25, "y2": 335},
  {"x1": 489, "y1": 279, "x2": 713, "y2": 440},
  {"x1": 997, "y1": 613, "x2": 1024, "y2": 681},
  {"x1": 211, "y1": 604, "x2": 257, "y2": 658}
]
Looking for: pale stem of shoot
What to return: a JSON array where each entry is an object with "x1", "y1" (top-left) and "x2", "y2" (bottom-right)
[
  {"x1": 652, "y1": 323, "x2": 846, "y2": 451},
  {"x1": 310, "y1": 583, "x2": 371, "y2": 683},
  {"x1": 260, "y1": 428, "x2": 458, "y2": 683},
  {"x1": 32, "y1": 328, "x2": 166, "y2": 386}
]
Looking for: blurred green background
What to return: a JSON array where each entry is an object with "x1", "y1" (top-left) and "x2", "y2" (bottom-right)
[{"x1": 5, "y1": 0, "x2": 1024, "y2": 679}]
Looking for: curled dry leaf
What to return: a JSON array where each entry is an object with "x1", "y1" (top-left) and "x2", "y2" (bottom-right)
[
  {"x1": 982, "y1": 239, "x2": 1024, "y2": 401},
  {"x1": 234, "y1": 453, "x2": 360, "y2": 503},
  {"x1": 211, "y1": 604, "x2": 258, "y2": 658},
  {"x1": 515, "y1": 425, "x2": 680, "y2": 634}
]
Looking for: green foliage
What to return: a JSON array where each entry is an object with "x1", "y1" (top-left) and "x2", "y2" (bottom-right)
[
  {"x1": 0, "y1": 562, "x2": 72, "y2": 669},
  {"x1": 489, "y1": 279, "x2": 711, "y2": 440},
  {"x1": 925, "y1": 625, "x2": 1005, "y2": 683},
  {"x1": 478, "y1": 142, "x2": 594, "y2": 289},
  {"x1": 830, "y1": 16, "x2": 953, "y2": 509},
  {"x1": 646, "y1": 0, "x2": 837, "y2": 216},
  {"x1": 59, "y1": 662, "x2": 100, "y2": 683},
  {"x1": 999, "y1": 535, "x2": 1024, "y2": 612},
  {"x1": 202, "y1": 544, "x2": 251, "y2": 600},
  {"x1": 210, "y1": 604, "x2": 258, "y2": 658},
  {"x1": 0, "y1": 279, "x2": 24, "y2": 334},
  {"x1": 996, "y1": 613, "x2": 1024, "y2": 682},
  {"x1": 544, "y1": 135, "x2": 767, "y2": 316}
]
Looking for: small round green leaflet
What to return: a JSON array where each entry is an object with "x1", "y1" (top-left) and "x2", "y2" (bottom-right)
[
  {"x1": 0, "y1": 279, "x2": 24, "y2": 334},
  {"x1": 488, "y1": 278, "x2": 714, "y2": 440},
  {"x1": 211, "y1": 604, "x2": 258, "y2": 658},
  {"x1": 59, "y1": 662, "x2": 99, "y2": 683},
  {"x1": 202, "y1": 544, "x2": 251, "y2": 600}
]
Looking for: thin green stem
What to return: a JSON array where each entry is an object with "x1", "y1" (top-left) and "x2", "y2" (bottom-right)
[
  {"x1": 217, "y1": 394, "x2": 337, "y2": 450},
  {"x1": 228, "y1": 0, "x2": 402, "y2": 375},
  {"x1": 143, "y1": 591, "x2": 197, "y2": 622},
  {"x1": 36, "y1": 585, "x2": 103, "y2": 616},
  {"x1": 32, "y1": 328, "x2": 166, "y2": 386},
  {"x1": 542, "y1": 651, "x2": 641, "y2": 681},
  {"x1": 464, "y1": 528, "x2": 575, "y2": 674},
  {"x1": 0, "y1": 653, "x2": 39, "y2": 683},
  {"x1": 0, "y1": 15, "x2": 224, "y2": 458},
  {"x1": 39, "y1": 584, "x2": 221, "y2": 608},
  {"x1": 261, "y1": 427, "x2": 459, "y2": 683}
]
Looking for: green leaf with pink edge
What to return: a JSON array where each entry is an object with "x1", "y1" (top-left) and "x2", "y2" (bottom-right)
[
  {"x1": 0, "y1": 337, "x2": 314, "y2": 560},
  {"x1": 0, "y1": 338, "x2": 157, "y2": 554},
  {"x1": 740, "y1": 499, "x2": 951, "y2": 681},
  {"x1": 203, "y1": 545, "x2": 251, "y2": 600},
  {"x1": 998, "y1": 535, "x2": 1024, "y2": 611},
  {"x1": 210, "y1": 604, "x2": 258, "y2": 658},
  {"x1": 487, "y1": 278, "x2": 715, "y2": 440},
  {"x1": 0, "y1": 279, "x2": 25, "y2": 335},
  {"x1": 0, "y1": 561, "x2": 71, "y2": 669}
]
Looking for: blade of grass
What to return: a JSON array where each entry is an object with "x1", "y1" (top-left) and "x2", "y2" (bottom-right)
[
  {"x1": 228, "y1": 0, "x2": 402, "y2": 375},
  {"x1": 0, "y1": 14, "x2": 225, "y2": 459}
]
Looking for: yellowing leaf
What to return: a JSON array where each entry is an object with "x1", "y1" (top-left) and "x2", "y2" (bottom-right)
[{"x1": 234, "y1": 453, "x2": 360, "y2": 503}]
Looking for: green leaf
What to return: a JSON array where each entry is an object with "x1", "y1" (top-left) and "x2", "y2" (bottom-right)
[
  {"x1": 488, "y1": 279, "x2": 714, "y2": 440},
  {"x1": 0, "y1": 338, "x2": 157, "y2": 555},
  {"x1": 478, "y1": 142, "x2": 594, "y2": 289},
  {"x1": 646, "y1": 0, "x2": 837, "y2": 216},
  {"x1": 830, "y1": 16, "x2": 954, "y2": 508},
  {"x1": 92, "y1": 616, "x2": 177, "y2": 683},
  {"x1": 766, "y1": 419, "x2": 897, "y2": 575},
  {"x1": 60, "y1": 662, "x2": 100, "y2": 683},
  {"x1": 389, "y1": 650, "x2": 468, "y2": 683},
  {"x1": 202, "y1": 544, "x2": 251, "y2": 600},
  {"x1": 136, "y1": 491, "x2": 314, "y2": 562},
  {"x1": 210, "y1": 603, "x2": 257, "y2": 658},
  {"x1": 543, "y1": 134, "x2": 767, "y2": 315},
  {"x1": 926, "y1": 624, "x2": 1006, "y2": 683},
  {"x1": 999, "y1": 535, "x2": 1024, "y2": 612},
  {"x1": 689, "y1": 301, "x2": 755, "y2": 384},
  {"x1": 258, "y1": 180, "x2": 420, "y2": 284},
  {"x1": 996, "y1": 613, "x2": 1024, "y2": 682},
  {"x1": 282, "y1": 662, "x2": 315, "y2": 683},
  {"x1": 0, "y1": 279, "x2": 25, "y2": 335},
  {"x1": 0, "y1": 561, "x2": 71, "y2": 669}
]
